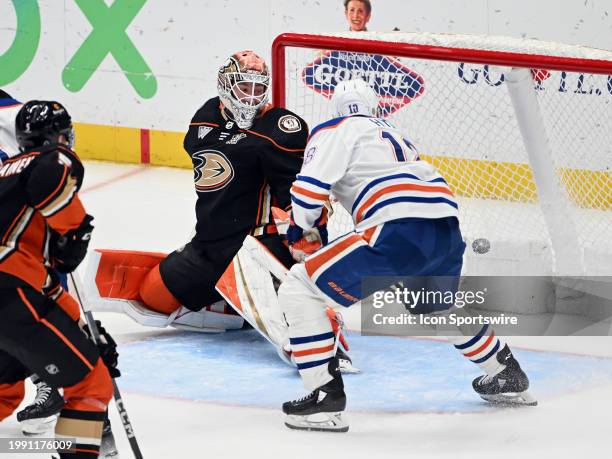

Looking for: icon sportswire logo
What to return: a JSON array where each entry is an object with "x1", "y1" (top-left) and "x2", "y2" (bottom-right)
[{"x1": 302, "y1": 51, "x2": 425, "y2": 117}]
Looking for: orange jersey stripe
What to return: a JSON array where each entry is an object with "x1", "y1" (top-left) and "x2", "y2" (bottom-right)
[
  {"x1": 190, "y1": 121, "x2": 219, "y2": 128},
  {"x1": 361, "y1": 226, "x2": 377, "y2": 243},
  {"x1": 356, "y1": 183, "x2": 454, "y2": 222},
  {"x1": 291, "y1": 185, "x2": 329, "y2": 201},
  {"x1": 305, "y1": 234, "x2": 363, "y2": 277},
  {"x1": 243, "y1": 128, "x2": 303, "y2": 153}
]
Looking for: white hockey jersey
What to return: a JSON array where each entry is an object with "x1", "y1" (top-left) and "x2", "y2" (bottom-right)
[
  {"x1": 0, "y1": 97, "x2": 22, "y2": 163},
  {"x1": 290, "y1": 115, "x2": 458, "y2": 232}
]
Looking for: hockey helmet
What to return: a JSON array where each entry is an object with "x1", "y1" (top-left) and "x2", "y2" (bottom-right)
[
  {"x1": 332, "y1": 78, "x2": 379, "y2": 118},
  {"x1": 217, "y1": 50, "x2": 270, "y2": 129},
  {"x1": 15, "y1": 100, "x2": 74, "y2": 151}
]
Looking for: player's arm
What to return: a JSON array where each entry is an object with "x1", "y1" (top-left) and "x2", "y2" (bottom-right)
[
  {"x1": 24, "y1": 149, "x2": 93, "y2": 272},
  {"x1": 261, "y1": 112, "x2": 308, "y2": 213},
  {"x1": 290, "y1": 125, "x2": 351, "y2": 231}
]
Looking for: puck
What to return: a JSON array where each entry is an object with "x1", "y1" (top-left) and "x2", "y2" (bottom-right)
[{"x1": 472, "y1": 238, "x2": 491, "y2": 254}]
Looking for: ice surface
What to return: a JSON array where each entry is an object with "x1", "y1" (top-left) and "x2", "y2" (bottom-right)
[{"x1": 2, "y1": 161, "x2": 611, "y2": 459}]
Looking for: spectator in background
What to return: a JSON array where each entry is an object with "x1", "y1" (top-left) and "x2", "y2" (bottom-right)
[{"x1": 344, "y1": 0, "x2": 371, "y2": 32}]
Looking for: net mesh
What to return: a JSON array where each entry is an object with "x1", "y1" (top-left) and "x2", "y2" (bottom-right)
[{"x1": 277, "y1": 33, "x2": 612, "y2": 275}]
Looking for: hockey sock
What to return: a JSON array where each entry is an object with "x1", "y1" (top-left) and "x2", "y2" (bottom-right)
[{"x1": 448, "y1": 324, "x2": 507, "y2": 376}]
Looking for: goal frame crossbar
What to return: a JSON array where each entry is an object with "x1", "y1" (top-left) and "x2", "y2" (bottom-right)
[{"x1": 271, "y1": 32, "x2": 612, "y2": 107}]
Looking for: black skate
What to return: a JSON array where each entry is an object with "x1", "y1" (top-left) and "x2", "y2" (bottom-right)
[
  {"x1": 100, "y1": 417, "x2": 120, "y2": 458},
  {"x1": 17, "y1": 378, "x2": 65, "y2": 435},
  {"x1": 472, "y1": 345, "x2": 537, "y2": 406},
  {"x1": 283, "y1": 360, "x2": 348, "y2": 432}
]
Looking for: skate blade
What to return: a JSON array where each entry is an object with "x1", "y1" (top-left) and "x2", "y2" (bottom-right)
[
  {"x1": 480, "y1": 390, "x2": 538, "y2": 407},
  {"x1": 284, "y1": 412, "x2": 349, "y2": 433},
  {"x1": 339, "y1": 358, "x2": 361, "y2": 374},
  {"x1": 20, "y1": 415, "x2": 58, "y2": 435}
]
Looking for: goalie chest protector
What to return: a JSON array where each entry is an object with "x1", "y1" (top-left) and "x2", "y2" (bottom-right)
[{"x1": 183, "y1": 97, "x2": 307, "y2": 242}]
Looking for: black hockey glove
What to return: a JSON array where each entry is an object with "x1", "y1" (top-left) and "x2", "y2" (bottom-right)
[
  {"x1": 50, "y1": 214, "x2": 94, "y2": 273},
  {"x1": 83, "y1": 320, "x2": 121, "y2": 378}
]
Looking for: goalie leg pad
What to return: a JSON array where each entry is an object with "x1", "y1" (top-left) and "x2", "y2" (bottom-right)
[{"x1": 87, "y1": 249, "x2": 167, "y2": 301}]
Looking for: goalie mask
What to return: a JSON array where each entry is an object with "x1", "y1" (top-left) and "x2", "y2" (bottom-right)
[
  {"x1": 332, "y1": 78, "x2": 380, "y2": 118},
  {"x1": 217, "y1": 50, "x2": 270, "y2": 129}
]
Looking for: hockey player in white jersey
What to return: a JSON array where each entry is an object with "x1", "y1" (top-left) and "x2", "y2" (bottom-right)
[
  {"x1": 0, "y1": 90, "x2": 22, "y2": 163},
  {"x1": 279, "y1": 79, "x2": 535, "y2": 432}
]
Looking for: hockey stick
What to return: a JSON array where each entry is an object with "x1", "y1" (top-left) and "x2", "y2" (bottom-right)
[{"x1": 69, "y1": 272, "x2": 144, "y2": 459}]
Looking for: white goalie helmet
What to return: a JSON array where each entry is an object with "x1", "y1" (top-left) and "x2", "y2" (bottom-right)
[
  {"x1": 217, "y1": 50, "x2": 270, "y2": 129},
  {"x1": 332, "y1": 78, "x2": 380, "y2": 118}
]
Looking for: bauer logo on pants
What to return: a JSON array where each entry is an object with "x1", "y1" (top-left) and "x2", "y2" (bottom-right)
[
  {"x1": 301, "y1": 51, "x2": 425, "y2": 117},
  {"x1": 192, "y1": 150, "x2": 235, "y2": 192}
]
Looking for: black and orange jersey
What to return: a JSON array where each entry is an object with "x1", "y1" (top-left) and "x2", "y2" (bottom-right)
[
  {"x1": 0, "y1": 144, "x2": 86, "y2": 291},
  {"x1": 183, "y1": 97, "x2": 307, "y2": 242}
]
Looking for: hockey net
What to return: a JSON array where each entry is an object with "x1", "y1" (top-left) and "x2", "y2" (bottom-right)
[{"x1": 272, "y1": 32, "x2": 612, "y2": 276}]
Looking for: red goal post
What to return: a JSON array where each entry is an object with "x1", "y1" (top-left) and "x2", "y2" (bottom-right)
[{"x1": 271, "y1": 32, "x2": 612, "y2": 277}]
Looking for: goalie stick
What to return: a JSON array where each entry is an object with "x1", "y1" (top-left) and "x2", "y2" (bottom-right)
[{"x1": 69, "y1": 272, "x2": 144, "y2": 459}]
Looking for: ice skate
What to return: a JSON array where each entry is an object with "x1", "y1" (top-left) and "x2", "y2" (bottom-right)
[
  {"x1": 283, "y1": 360, "x2": 348, "y2": 433},
  {"x1": 472, "y1": 345, "x2": 537, "y2": 406},
  {"x1": 17, "y1": 378, "x2": 65, "y2": 435}
]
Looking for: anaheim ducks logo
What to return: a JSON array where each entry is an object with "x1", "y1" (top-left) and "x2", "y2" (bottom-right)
[{"x1": 192, "y1": 150, "x2": 234, "y2": 192}]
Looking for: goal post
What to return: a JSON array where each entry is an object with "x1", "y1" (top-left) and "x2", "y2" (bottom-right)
[{"x1": 271, "y1": 32, "x2": 612, "y2": 280}]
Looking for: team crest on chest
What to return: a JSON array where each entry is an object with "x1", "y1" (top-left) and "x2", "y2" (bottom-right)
[
  {"x1": 278, "y1": 115, "x2": 301, "y2": 133},
  {"x1": 192, "y1": 150, "x2": 235, "y2": 192}
]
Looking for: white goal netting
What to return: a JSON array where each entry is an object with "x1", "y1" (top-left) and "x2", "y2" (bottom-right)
[{"x1": 275, "y1": 32, "x2": 612, "y2": 276}]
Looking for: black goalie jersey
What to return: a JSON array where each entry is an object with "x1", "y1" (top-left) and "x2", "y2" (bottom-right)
[{"x1": 184, "y1": 97, "x2": 308, "y2": 242}]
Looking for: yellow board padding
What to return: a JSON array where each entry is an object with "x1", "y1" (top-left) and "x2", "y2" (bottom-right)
[
  {"x1": 74, "y1": 123, "x2": 141, "y2": 164},
  {"x1": 73, "y1": 123, "x2": 610, "y2": 210},
  {"x1": 149, "y1": 129, "x2": 191, "y2": 168},
  {"x1": 424, "y1": 154, "x2": 611, "y2": 211}
]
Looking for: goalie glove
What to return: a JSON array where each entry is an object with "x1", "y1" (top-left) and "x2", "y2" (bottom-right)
[
  {"x1": 82, "y1": 320, "x2": 121, "y2": 378},
  {"x1": 287, "y1": 211, "x2": 328, "y2": 262}
]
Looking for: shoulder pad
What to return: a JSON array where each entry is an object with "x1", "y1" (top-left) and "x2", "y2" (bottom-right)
[
  {"x1": 255, "y1": 108, "x2": 308, "y2": 152},
  {"x1": 32, "y1": 145, "x2": 85, "y2": 191}
]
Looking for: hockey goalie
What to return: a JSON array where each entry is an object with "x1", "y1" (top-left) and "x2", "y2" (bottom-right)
[{"x1": 80, "y1": 50, "x2": 356, "y2": 372}]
